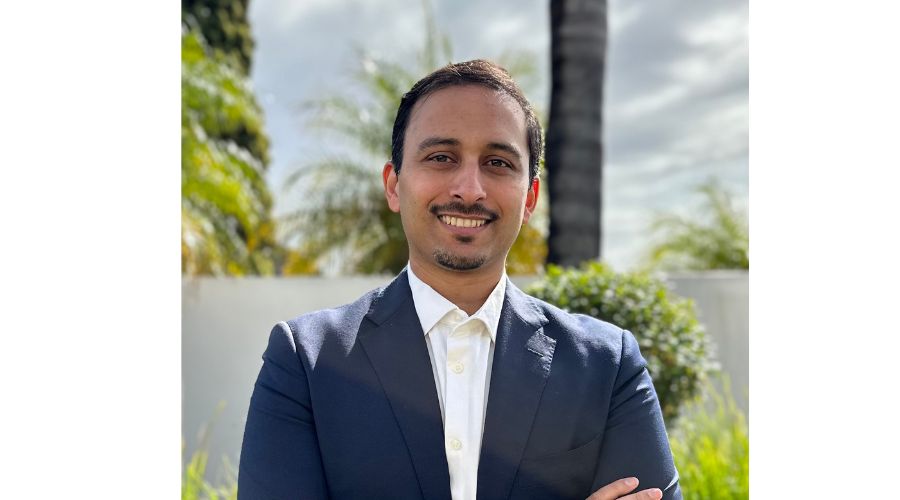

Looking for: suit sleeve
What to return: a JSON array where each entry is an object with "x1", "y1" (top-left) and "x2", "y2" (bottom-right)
[
  {"x1": 592, "y1": 329, "x2": 682, "y2": 500},
  {"x1": 238, "y1": 322, "x2": 329, "y2": 500}
]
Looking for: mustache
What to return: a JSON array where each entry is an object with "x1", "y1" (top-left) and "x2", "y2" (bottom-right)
[{"x1": 429, "y1": 202, "x2": 499, "y2": 221}]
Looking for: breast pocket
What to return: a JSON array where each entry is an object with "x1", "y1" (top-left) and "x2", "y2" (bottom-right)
[{"x1": 511, "y1": 434, "x2": 603, "y2": 500}]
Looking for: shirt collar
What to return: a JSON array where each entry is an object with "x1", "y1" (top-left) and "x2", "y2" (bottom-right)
[{"x1": 407, "y1": 264, "x2": 507, "y2": 342}]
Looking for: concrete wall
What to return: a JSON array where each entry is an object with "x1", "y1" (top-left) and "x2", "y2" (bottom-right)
[
  {"x1": 182, "y1": 272, "x2": 748, "y2": 479},
  {"x1": 664, "y1": 271, "x2": 749, "y2": 416}
]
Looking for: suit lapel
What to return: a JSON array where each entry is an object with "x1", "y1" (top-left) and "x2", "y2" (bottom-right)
[
  {"x1": 477, "y1": 281, "x2": 555, "y2": 500},
  {"x1": 358, "y1": 271, "x2": 452, "y2": 500}
]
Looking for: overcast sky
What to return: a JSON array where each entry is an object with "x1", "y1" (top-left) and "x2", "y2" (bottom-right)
[{"x1": 247, "y1": 0, "x2": 748, "y2": 271}]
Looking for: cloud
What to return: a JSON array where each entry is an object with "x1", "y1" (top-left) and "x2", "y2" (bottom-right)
[{"x1": 599, "y1": 0, "x2": 747, "y2": 267}]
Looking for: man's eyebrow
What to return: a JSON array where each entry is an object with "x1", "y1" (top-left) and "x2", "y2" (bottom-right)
[
  {"x1": 487, "y1": 142, "x2": 523, "y2": 161},
  {"x1": 416, "y1": 137, "x2": 523, "y2": 162},
  {"x1": 417, "y1": 137, "x2": 460, "y2": 152}
]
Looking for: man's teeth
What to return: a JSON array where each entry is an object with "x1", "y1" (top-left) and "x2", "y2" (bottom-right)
[{"x1": 440, "y1": 215, "x2": 487, "y2": 228}]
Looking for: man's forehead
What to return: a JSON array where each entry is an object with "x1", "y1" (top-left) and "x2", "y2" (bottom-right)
[
  {"x1": 410, "y1": 83, "x2": 525, "y2": 119},
  {"x1": 412, "y1": 83, "x2": 518, "y2": 109},
  {"x1": 405, "y1": 84, "x2": 527, "y2": 140}
]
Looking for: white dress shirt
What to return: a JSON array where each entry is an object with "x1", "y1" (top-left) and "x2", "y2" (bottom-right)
[{"x1": 407, "y1": 266, "x2": 507, "y2": 500}]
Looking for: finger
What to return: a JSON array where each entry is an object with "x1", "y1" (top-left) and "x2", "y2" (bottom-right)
[
  {"x1": 586, "y1": 477, "x2": 639, "y2": 500},
  {"x1": 620, "y1": 488, "x2": 663, "y2": 500}
]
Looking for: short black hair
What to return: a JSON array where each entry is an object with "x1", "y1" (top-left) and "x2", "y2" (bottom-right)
[{"x1": 390, "y1": 59, "x2": 543, "y2": 181}]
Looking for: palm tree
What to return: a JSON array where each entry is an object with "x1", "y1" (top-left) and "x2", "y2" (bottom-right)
[
  {"x1": 546, "y1": 0, "x2": 607, "y2": 267},
  {"x1": 281, "y1": 0, "x2": 547, "y2": 275}
]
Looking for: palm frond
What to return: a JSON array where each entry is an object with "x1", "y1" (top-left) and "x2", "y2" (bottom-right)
[{"x1": 647, "y1": 179, "x2": 748, "y2": 270}]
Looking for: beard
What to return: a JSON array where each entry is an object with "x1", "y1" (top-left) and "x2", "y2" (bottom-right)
[{"x1": 433, "y1": 248, "x2": 486, "y2": 271}]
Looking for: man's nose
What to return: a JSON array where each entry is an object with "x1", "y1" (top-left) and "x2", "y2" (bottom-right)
[{"x1": 450, "y1": 162, "x2": 487, "y2": 204}]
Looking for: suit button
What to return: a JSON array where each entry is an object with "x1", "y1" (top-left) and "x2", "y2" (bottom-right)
[
  {"x1": 451, "y1": 362, "x2": 464, "y2": 374},
  {"x1": 450, "y1": 438, "x2": 462, "y2": 450}
]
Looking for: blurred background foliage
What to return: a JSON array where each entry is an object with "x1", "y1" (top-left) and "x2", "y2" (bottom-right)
[
  {"x1": 183, "y1": 403, "x2": 237, "y2": 500},
  {"x1": 182, "y1": 0, "x2": 255, "y2": 74},
  {"x1": 669, "y1": 376, "x2": 749, "y2": 499},
  {"x1": 183, "y1": 444, "x2": 237, "y2": 500},
  {"x1": 646, "y1": 179, "x2": 749, "y2": 272},
  {"x1": 279, "y1": 0, "x2": 548, "y2": 275},
  {"x1": 182, "y1": 1, "x2": 310, "y2": 276}
]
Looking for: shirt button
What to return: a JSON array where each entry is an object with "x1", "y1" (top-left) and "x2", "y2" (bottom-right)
[
  {"x1": 451, "y1": 362, "x2": 464, "y2": 374},
  {"x1": 450, "y1": 438, "x2": 462, "y2": 450}
]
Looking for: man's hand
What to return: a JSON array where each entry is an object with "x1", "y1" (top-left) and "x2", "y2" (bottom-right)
[{"x1": 586, "y1": 477, "x2": 663, "y2": 500}]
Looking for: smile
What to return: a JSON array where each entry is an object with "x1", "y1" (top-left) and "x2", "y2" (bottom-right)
[{"x1": 439, "y1": 215, "x2": 488, "y2": 228}]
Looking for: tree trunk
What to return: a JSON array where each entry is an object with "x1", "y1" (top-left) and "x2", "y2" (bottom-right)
[{"x1": 546, "y1": 0, "x2": 606, "y2": 267}]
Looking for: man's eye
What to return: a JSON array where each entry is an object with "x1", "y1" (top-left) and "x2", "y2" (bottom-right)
[
  {"x1": 429, "y1": 154, "x2": 452, "y2": 162},
  {"x1": 487, "y1": 159, "x2": 511, "y2": 169}
]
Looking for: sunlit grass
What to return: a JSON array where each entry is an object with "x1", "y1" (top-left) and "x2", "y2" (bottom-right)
[
  {"x1": 669, "y1": 376, "x2": 749, "y2": 499},
  {"x1": 182, "y1": 402, "x2": 237, "y2": 500}
]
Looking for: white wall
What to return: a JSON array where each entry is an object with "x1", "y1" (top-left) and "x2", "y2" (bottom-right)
[
  {"x1": 182, "y1": 272, "x2": 748, "y2": 480},
  {"x1": 664, "y1": 271, "x2": 749, "y2": 416}
]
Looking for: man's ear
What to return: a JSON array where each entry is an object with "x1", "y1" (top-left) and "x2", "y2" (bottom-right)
[
  {"x1": 383, "y1": 162, "x2": 401, "y2": 213},
  {"x1": 522, "y1": 177, "x2": 539, "y2": 224}
]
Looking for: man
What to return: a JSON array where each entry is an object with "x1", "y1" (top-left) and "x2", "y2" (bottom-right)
[{"x1": 239, "y1": 60, "x2": 681, "y2": 500}]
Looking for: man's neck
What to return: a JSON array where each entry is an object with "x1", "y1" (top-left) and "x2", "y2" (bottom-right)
[{"x1": 408, "y1": 260, "x2": 504, "y2": 316}]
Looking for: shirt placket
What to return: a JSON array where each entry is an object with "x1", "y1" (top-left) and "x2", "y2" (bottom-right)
[{"x1": 444, "y1": 315, "x2": 477, "y2": 500}]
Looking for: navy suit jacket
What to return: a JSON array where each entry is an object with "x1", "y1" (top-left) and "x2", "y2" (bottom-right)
[{"x1": 238, "y1": 271, "x2": 681, "y2": 499}]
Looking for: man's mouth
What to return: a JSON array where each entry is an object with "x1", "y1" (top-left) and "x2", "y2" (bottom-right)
[
  {"x1": 439, "y1": 215, "x2": 488, "y2": 228},
  {"x1": 430, "y1": 202, "x2": 498, "y2": 230}
]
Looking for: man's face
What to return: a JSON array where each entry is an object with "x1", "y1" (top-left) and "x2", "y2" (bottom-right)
[{"x1": 383, "y1": 84, "x2": 539, "y2": 277}]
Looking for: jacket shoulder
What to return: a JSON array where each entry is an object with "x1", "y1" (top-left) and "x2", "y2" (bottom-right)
[{"x1": 274, "y1": 287, "x2": 381, "y2": 362}]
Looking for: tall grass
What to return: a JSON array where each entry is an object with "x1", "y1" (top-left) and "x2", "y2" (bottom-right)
[
  {"x1": 182, "y1": 402, "x2": 237, "y2": 500},
  {"x1": 669, "y1": 377, "x2": 749, "y2": 499}
]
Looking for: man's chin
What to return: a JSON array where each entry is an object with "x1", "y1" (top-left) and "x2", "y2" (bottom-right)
[{"x1": 433, "y1": 250, "x2": 486, "y2": 271}]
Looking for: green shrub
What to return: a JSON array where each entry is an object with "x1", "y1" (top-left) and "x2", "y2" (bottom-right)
[
  {"x1": 525, "y1": 261, "x2": 715, "y2": 421},
  {"x1": 669, "y1": 377, "x2": 749, "y2": 499}
]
